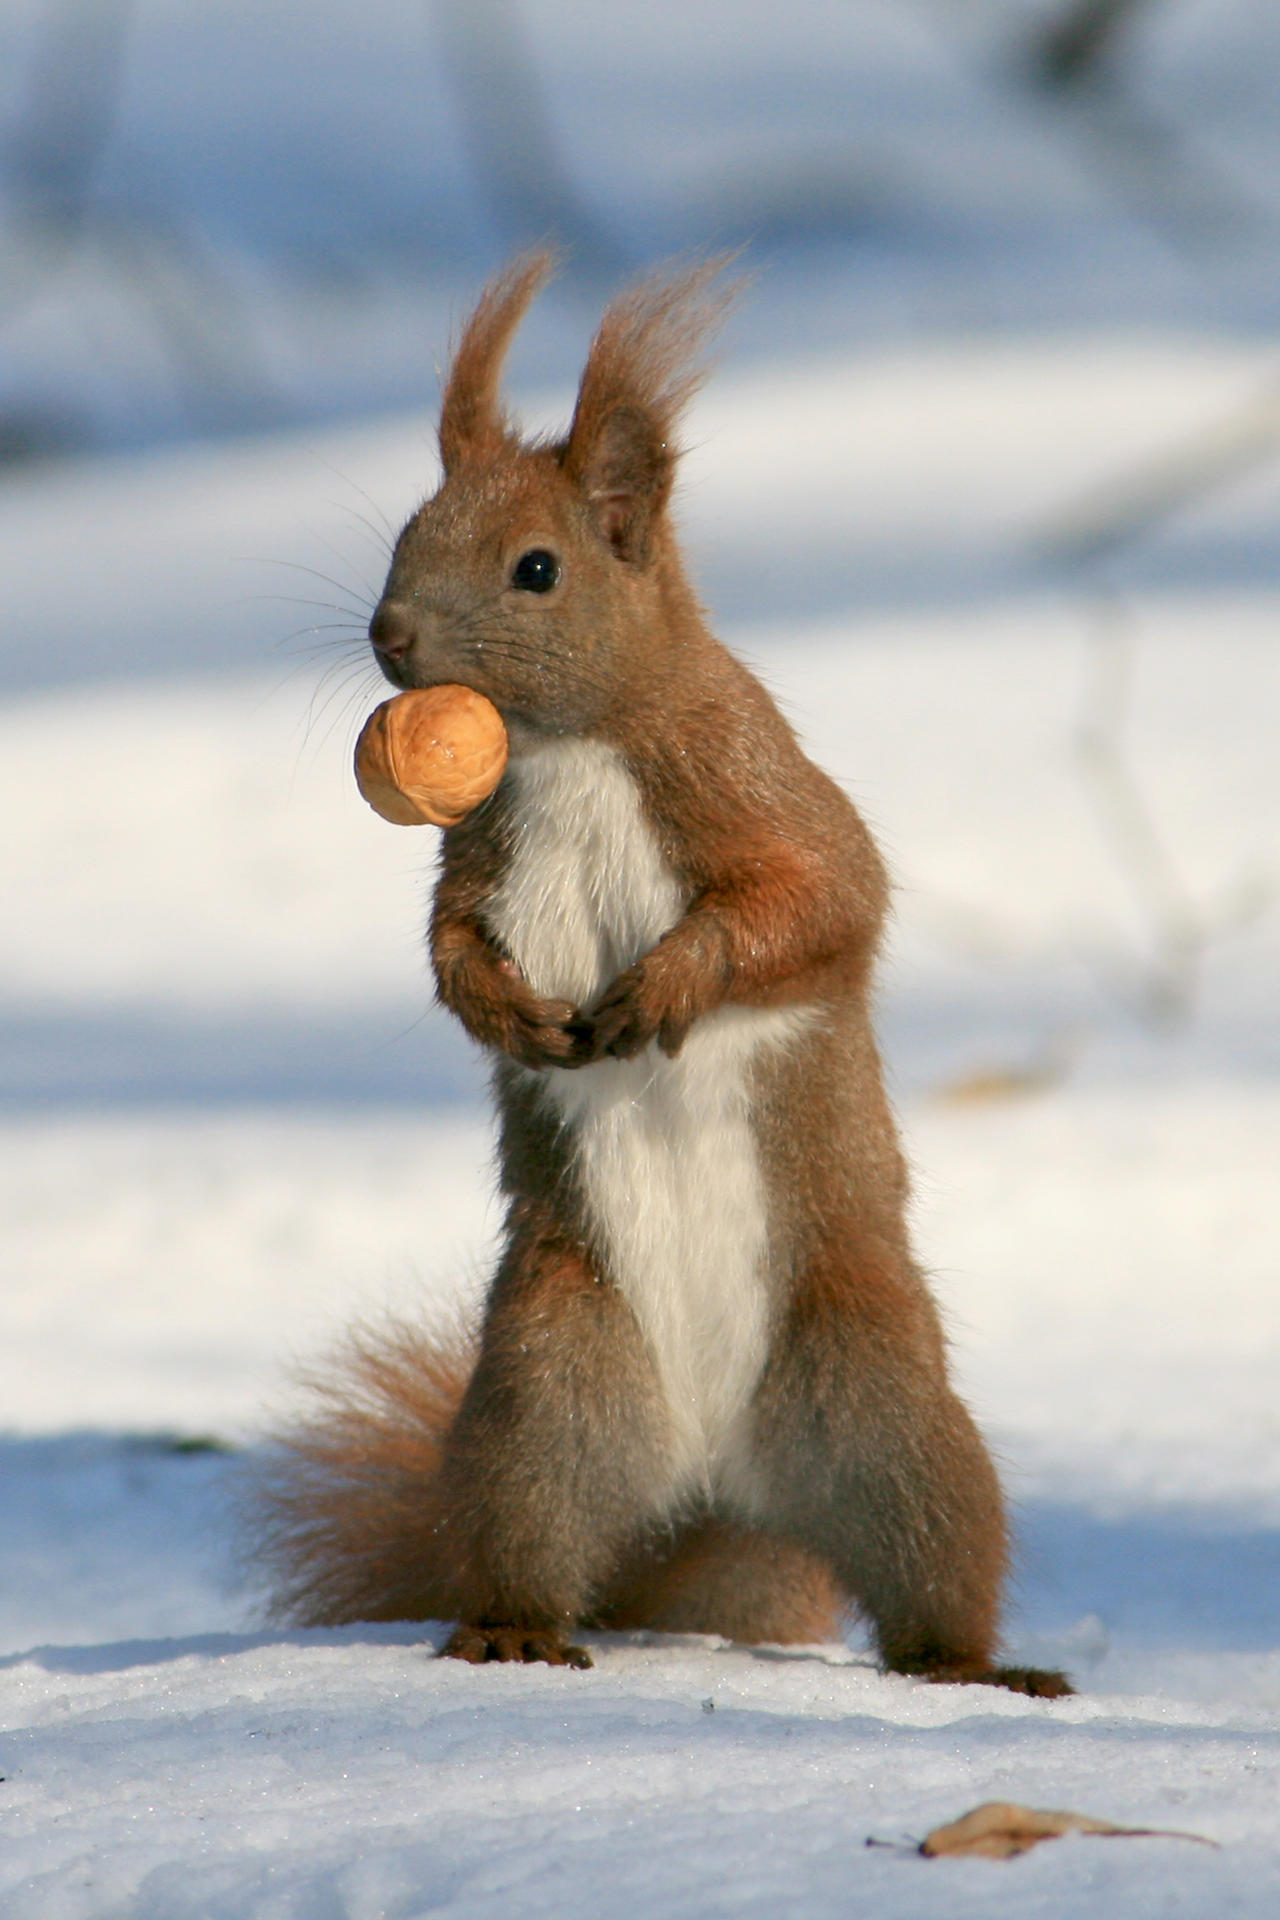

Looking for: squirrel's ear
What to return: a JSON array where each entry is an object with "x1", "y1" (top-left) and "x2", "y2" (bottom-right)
[
  {"x1": 569, "y1": 404, "x2": 671, "y2": 565},
  {"x1": 562, "y1": 256, "x2": 739, "y2": 566},
  {"x1": 439, "y1": 252, "x2": 555, "y2": 473}
]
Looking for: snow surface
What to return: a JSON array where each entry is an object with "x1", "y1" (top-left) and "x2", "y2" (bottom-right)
[{"x1": 2, "y1": 2, "x2": 1279, "y2": 1912}]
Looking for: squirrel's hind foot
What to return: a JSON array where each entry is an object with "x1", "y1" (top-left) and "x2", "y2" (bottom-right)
[
  {"x1": 893, "y1": 1658, "x2": 1073, "y2": 1698},
  {"x1": 442, "y1": 1624, "x2": 593, "y2": 1669},
  {"x1": 985, "y1": 1664, "x2": 1074, "y2": 1698}
]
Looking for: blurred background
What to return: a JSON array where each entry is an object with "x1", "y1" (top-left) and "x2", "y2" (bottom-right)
[
  {"x1": 4, "y1": 0, "x2": 1280, "y2": 461},
  {"x1": 0, "y1": 0, "x2": 1277, "y2": 1663}
]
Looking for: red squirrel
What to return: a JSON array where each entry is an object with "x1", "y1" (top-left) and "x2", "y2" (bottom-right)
[{"x1": 251, "y1": 254, "x2": 1069, "y2": 1696}]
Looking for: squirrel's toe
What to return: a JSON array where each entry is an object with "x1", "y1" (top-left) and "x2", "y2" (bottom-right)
[{"x1": 441, "y1": 1624, "x2": 593, "y2": 1669}]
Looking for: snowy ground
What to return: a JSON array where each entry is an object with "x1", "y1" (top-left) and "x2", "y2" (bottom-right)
[{"x1": 2, "y1": 3, "x2": 1279, "y2": 1913}]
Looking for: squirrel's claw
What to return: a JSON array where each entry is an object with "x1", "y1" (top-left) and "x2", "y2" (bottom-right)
[
  {"x1": 507, "y1": 997, "x2": 596, "y2": 1070},
  {"x1": 587, "y1": 965, "x2": 672, "y2": 1060},
  {"x1": 890, "y1": 1657, "x2": 1073, "y2": 1698},
  {"x1": 442, "y1": 1624, "x2": 593, "y2": 1668}
]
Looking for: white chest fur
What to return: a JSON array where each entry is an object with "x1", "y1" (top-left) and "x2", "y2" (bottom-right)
[
  {"x1": 486, "y1": 736, "x2": 684, "y2": 1007},
  {"x1": 485, "y1": 738, "x2": 805, "y2": 1506}
]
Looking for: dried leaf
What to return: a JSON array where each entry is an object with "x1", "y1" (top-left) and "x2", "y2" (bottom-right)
[
  {"x1": 919, "y1": 1801, "x2": 1218, "y2": 1860},
  {"x1": 934, "y1": 1030, "x2": 1079, "y2": 1107},
  {"x1": 935, "y1": 1062, "x2": 1063, "y2": 1106}
]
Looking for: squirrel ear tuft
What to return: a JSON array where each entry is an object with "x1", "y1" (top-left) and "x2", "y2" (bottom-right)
[
  {"x1": 562, "y1": 256, "x2": 740, "y2": 564},
  {"x1": 439, "y1": 251, "x2": 557, "y2": 473}
]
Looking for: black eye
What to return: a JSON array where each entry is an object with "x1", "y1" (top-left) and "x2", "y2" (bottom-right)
[{"x1": 511, "y1": 549, "x2": 560, "y2": 593}]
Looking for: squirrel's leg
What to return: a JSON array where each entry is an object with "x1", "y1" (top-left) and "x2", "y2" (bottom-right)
[
  {"x1": 749, "y1": 1239, "x2": 1072, "y2": 1697},
  {"x1": 593, "y1": 1519, "x2": 845, "y2": 1645},
  {"x1": 435, "y1": 1205, "x2": 676, "y2": 1669}
]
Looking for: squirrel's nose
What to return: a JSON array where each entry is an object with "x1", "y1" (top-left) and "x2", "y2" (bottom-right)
[{"x1": 369, "y1": 600, "x2": 416, "y2": 662}]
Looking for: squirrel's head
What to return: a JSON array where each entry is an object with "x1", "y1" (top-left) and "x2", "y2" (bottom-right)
[{"x1": 369, "y1": 252, "x2": 735, "y2": 740}]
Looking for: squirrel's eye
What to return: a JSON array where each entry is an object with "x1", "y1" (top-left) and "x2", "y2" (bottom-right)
[{"x1": 511, "y1": 549, "x2": 560, "y2": 593}]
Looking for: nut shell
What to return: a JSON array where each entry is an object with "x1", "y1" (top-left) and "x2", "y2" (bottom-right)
[{"x1": 354, "y1": 686, "x2": 508, "y2": 827}]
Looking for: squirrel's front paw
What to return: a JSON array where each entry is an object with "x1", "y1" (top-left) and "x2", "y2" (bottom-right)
[
  {"x1": 506, "y1": 995, "x2": 595, "y2": 1071},
  {"x1": 588, "y1": 963, "x2": 692, "y2": 1061}
]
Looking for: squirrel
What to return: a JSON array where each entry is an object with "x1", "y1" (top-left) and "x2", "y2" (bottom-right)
[{"x1": 249, "y1": 253, "x2": 1070, "y2": 1697}]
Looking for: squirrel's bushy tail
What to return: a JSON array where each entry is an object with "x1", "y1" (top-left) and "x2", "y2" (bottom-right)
[{"x1": 243, "y1": 1315, "x2": 476, "y2": 1627}]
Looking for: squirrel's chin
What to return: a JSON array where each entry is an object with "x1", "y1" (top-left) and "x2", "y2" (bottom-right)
[{"x1": 501, "y1": 712, "x2": 585, "y2": 757}]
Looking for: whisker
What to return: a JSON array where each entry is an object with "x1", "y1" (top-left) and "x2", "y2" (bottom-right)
[
  {"x1": 284, "y1": 663, "x2": 385, "y2": 795},
  {"x1": 304, "y1": 651, "x2": 383, "y2": 730},
  {"x1": 309, "y1": 452, "x2": 402, "y2": 550},
  {"x1": 311, "y1": 528, "x2": 383, "y2": 610},
  {"x1": 248, "y1": 556, "x2": 379, "y2": 612},
  {"x1": 299, "y1": 664, "x2": 384, "y2": 762},
  {"x1": 285, "y1": 624, "x2": 367, "y2": 638},
  {"x1": 308, "y1": 675, "x2": 387, "y2": 765},
  {"x1": 249, "y1": 593, "x2": 372, "y2": 621},
  {"x1": 328, "y1": 500, "x2": 396, "y2": 561},
  {"x1": 274, "y1": 633, "x2": 369, "y2": 670},
  {"x1": 263, "y1": 641, "x2": 368, "y2": 715},
  {"x1": 274, "y1": 625, "x2": 368, "y2": 648}
]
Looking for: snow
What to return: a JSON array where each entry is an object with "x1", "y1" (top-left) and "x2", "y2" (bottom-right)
[
  {"x1": 2, "y1": 1, "x2": 1280, "y2": 1911},
  {"x1": 3, "y1": 1630, "x2": 1277, "y2": 1920}
]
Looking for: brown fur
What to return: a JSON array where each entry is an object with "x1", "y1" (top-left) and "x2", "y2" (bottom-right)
[
  {"x1": 593, "y1": 1523, "x2": 845, "y2": 1644},
  {"x1": 247, "y1": 255, "x2": 1070, "y2": 1698}
]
